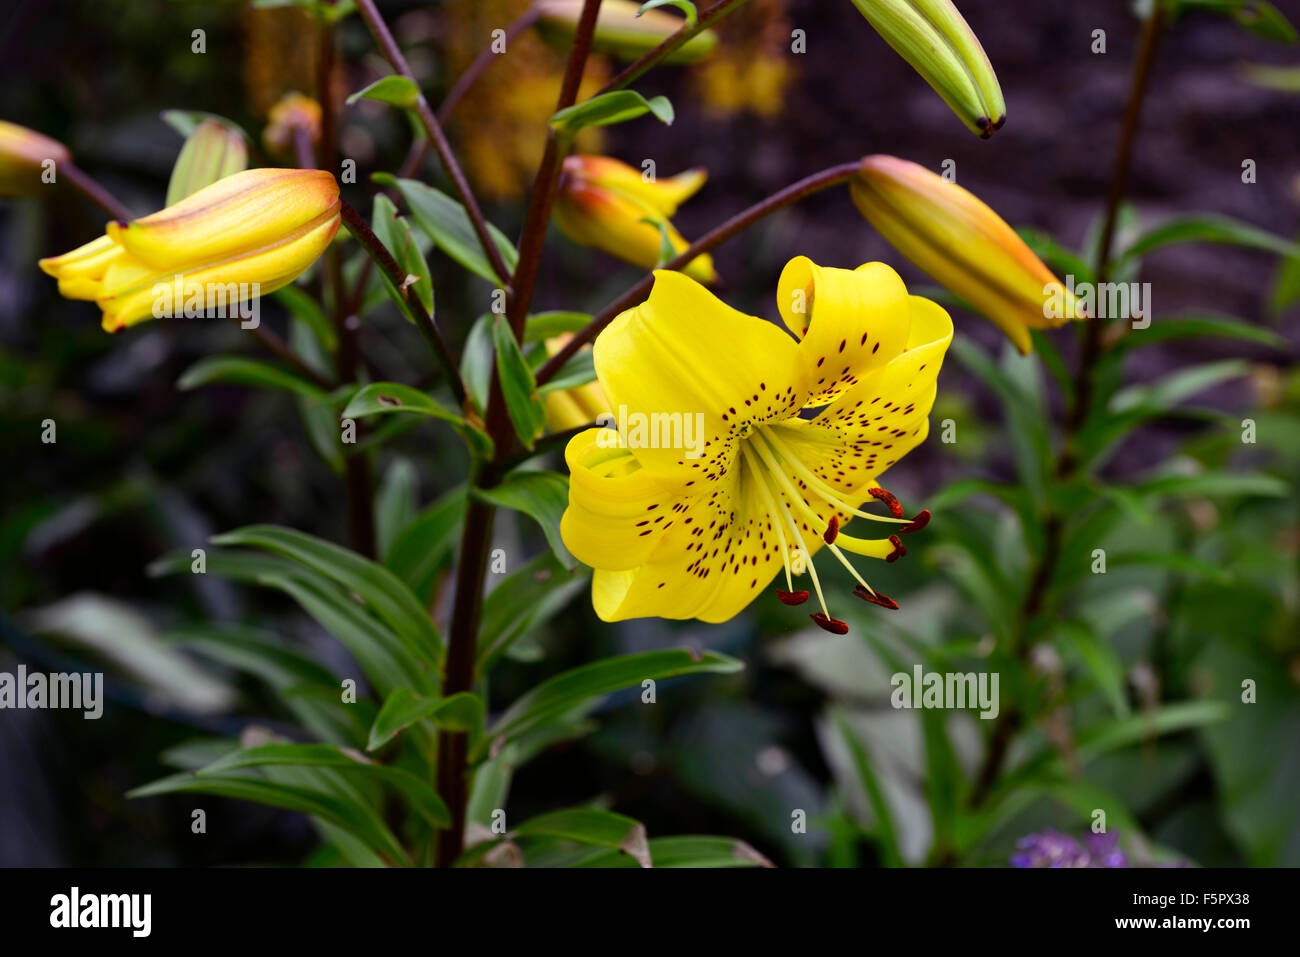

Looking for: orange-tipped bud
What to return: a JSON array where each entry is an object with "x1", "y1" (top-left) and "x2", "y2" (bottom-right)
[
  {"x1": 40, "y1": 168, "x2": 340, "y2": 332},
  {"x1": 553, "y1": 154, "x2": 715, "y2": 284},
  {"x1": 0, "y1": 120, "x2": 71, "y2": 197},
  {"x1": 851, "y1": 155, "x2": 1084, "y2": 353}
]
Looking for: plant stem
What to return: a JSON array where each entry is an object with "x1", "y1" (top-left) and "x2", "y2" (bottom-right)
[
  {"x1": 60, "y1": 161, "x2": 133, "y2": 222},
  {"x1": 437, "y1": 6, "x2": 542, "y2": 124},
  {"x1": 434, "y1": 493, "x2": 496, "y2": 868},
  {"x1": 966, "y1": 7, "x2": 1166, "y2": 813},
  {"x1": 354, "y1": 0, "x2": 514, "y2": 287},
  {"x1": 433, "y1": 0, "x2": 604, "y2": 869},
  {"x1": 597, "y1": 0, "x2": 755, "y2": 94},
  {"x1": 339, "y1": 198, "x2": 468, "y2": 406},
  {"x1": 536, "y1": 161, "x2": 862, "y2": 386}
]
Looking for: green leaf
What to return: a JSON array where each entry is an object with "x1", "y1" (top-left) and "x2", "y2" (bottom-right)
[
  {"x1": 376, "y1": 175, "x2": 517, "y2": 283},
  {"x1": 639, "y1": 0, "x2": 698, "y2": 27},
  {"x1": 210, "y1": 525, "x2": 444, "y2": 667},
  {"x1": 485, "y1": 649, "x2": 742, "y2": 755},
  {"x1": 472, "y1": 470, "x2": 573, "y2": 569},
  {"x1": 129, "y1": 771, "x2": 411, "y2": 865},
  {"x1": 148, "y1": 547, "x2": 425, "y2": 701},
  {"x1": 177, "y1": 356, "x2": 327, "y2": 400},
  {"x1": 490, "y1": 315, "x2": 545, "y2": 450},
  {"x1": 459, "y1": 313, "x2": 494, "y2": 416},
  {"x1": 370, "y1": 194, "x2": 435, "y2": 318},
  {"x1": 1130, "y1": 470, "x2": 1288, "y2": 501},
  {"x1": 572, "y1": 835, "x2": 771, "y2": 868},
  {"x1": 367, "y1": 687, "x2": 484, "y2": 751},
  {"x1": 197, "y1": 743, "x2": 449, "y2": 827},
  {"x1": 1055, "y1": 621, "x2": 1129, "y2": 718},
  {"x1": 375, "y1": 458, "x2": 418, "y2": 559},
  {"x1": 832, "y1": 710, "x2": 903, "y2": 867},
  {"x1": 346, "y1": 75, "x2": 421, "y2": 109},
  {"x1": 513, "y1": 808, "x2": 650, "y2": 867},
  {"x1": 1114, "y1": 312, "x2": 1286, "y2": 352},
  {"x1": 164, "y1": 624, "x2": 363, "y2": 745},
  {"x1": 384, "y1": 484, "x2": 467, "y2": 599},
  {"x1": 536, "y1": 346, "x2": 597, "y2": 395},
  {"x1": 274, "y1": 285, "x2": 337, "y2": 351},
  {"x1": 1174, "y1": 0, "x2": 1298, "y2": 43},
  {"x1": 160, "y1": 109, "x2": 252, "y2": 143},
  {"x1": 950, "y1": 337, "x2": 1052, "y2": 505},
  {"x1": 1111, "y1": 359, "x2": 1248, "y2": 413},
  {"x1": 523, "y1": 311, "x2": 593, "y2": 344},
  {"x1": 342, "y1": 382, "x2": 491, "y2": 457},
  {"x1": 1118, "y1": 213, "x2": 1300, "y2": 267},
  {"x1": 477, "y1": 552, "x2": 588, "y2": 674},
  {"x1": 550, "y1": 90, "x2": 674, "y2": 136}
]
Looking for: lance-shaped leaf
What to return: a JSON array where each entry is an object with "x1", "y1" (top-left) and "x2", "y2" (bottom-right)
[
  {"x1": 178, "y1": 355, "x2": 328, "y2": 400},
  {"x1": 550, "y1": 90, "x2": 674, "y2": 137},
  {"x1": 484, "y1": 649, "x2": 743, "y2": 755},
  {"x1": 368, "y1": 688, "x2": 484, "y2": 751},
  {"x1": 376, "y1": 175, "x2": 518, "y2": 283},
  {"x1": 472, "y1": 470, "x2": 572, "y2": 569},
  {"x1": 342, "y1": 382, "x2": 492, "y2": 458}
]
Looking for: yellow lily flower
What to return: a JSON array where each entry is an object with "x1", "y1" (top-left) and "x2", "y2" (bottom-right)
[
  {"x1": 542, "y1": 334, "x2": 612, "y2": 432},
  {"x1": 0, "y1": 120, "x2": 70, "y2": 197},
  {"x1": 560, "y1": 257, "x2": 952, "y2": 631},
  {"x1": 40, "y1": 168, "x2": 340, "y2": 332},
  {"x1": 851, "y1": 155, "x2": 1084, "y2": 354},
  {"x1": 536, "y1": 0, "x2": 719, "y2": 64},
  {"x1": 553, "y1": 154, "x2": 715, "y2": 283}
]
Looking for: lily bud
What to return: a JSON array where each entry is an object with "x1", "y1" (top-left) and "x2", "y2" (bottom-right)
[
  {"x1": 535, "y1": 0, "x2": 718, "y2": 64},
  {"x1": 40, "y1": 168, "x2": 340, "y2": 332},
  {"x1": 851, "y1": 155, "x2": 1083, "y2": 353},
  {"x1": 542, "y1": 334, "x2": 611, "y2": 432},
  {"x1": 553, "y1": 154, "x2": 715, "y2": 284},
  {"x1": 166, "y1": 119, "x2": 248, "y2": 206},
  {"x1": 850, "y1": 0, "x2": 1005, "y2": 138},
  {"x1": 0, "y1": 120, "x2": 71, "y2": 197},
  {"x1": 263, "y1": 92, "x2": 322, "y2": 157}
]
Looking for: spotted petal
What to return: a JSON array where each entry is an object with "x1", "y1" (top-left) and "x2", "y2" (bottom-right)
[{"x1": 776, "y1": 257, "x2": 913, "y2": 407}]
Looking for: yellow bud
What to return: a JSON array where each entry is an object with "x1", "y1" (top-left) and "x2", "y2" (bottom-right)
[
  {"x1": 850, "y1": 0, "x2": 1005, "y2": 138},
  {"x1": 851, "y1": 155, "x2": 1083, "y2": 353},
  {"x1": 0, "y1": 120, "x2": 71, "y2": 197},
  {"x1": 542, "y1": 334, "x2": 612, "y2": 432},
  {"x1": 554, "y1": 155, "x2": 715, "y2": 284},
  {"x1": 536, "y1": 0, "x2": 718, "y2": 64},
  {"x1": 40, "y1": 168, "x2": 340, "y2": 332}
]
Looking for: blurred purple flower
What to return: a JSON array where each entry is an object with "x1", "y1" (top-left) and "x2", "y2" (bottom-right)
[{"x1": 1011, "y1": 829, "x2": 1129, "y2": 868}]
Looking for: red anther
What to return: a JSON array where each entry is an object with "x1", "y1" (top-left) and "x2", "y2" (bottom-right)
[
  {"x1": 777, "y1": 589, "x2": 809, "y2": 606},
  {"x1": 811, "y1": 613, "x2": 850, "y2": 635},
  {"x1": 885, "y1": 535, "x2": 906, "y2": 563},
  {"x1": 854, "y1": 584, "x2": 899, "y2": 610},
  {"x1": 823, "y1": 515, "x2": 839, "y2": 544},
  {"x1": 868, "y1": 486, "x2": 905, "y2": 518},
  {"x1": 900, "y1": 509, "x2": 931, "y2": 535}
]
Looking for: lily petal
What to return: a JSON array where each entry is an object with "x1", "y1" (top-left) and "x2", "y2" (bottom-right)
[{"x1": 776, "y1": 256, "x2": 913, "y2": 407}]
